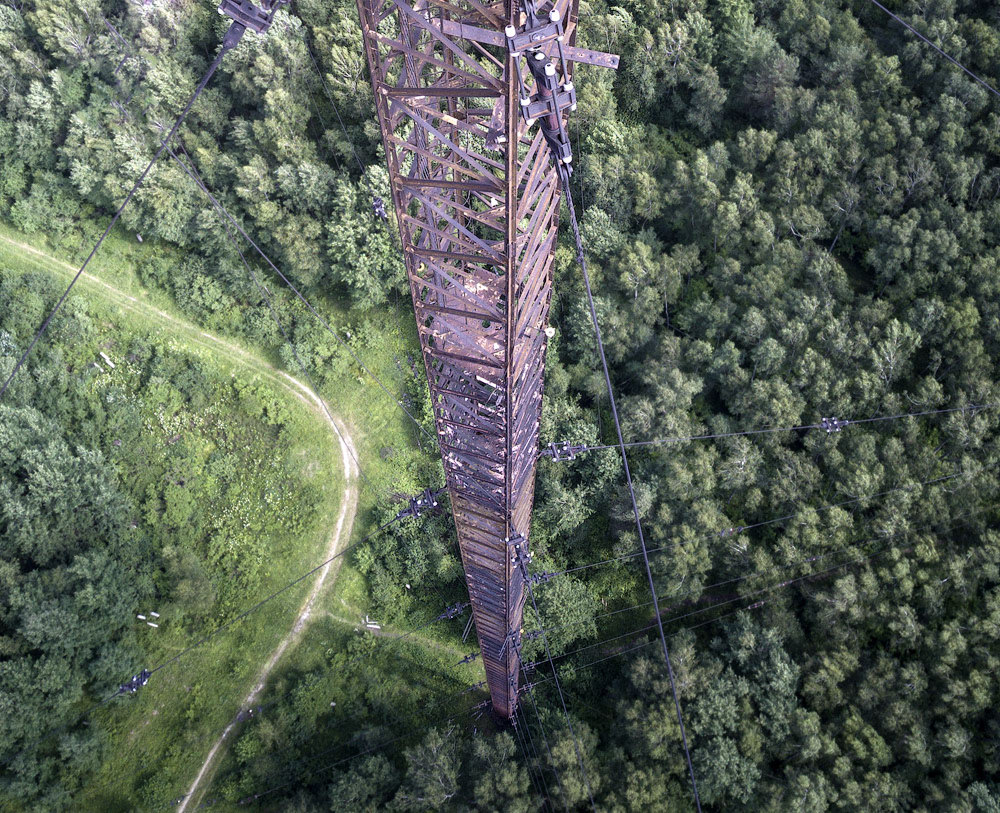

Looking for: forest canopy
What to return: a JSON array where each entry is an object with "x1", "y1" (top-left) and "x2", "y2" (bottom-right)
[{"x1": 2, "y1": 0, "x2": 1000, "y2": 810}]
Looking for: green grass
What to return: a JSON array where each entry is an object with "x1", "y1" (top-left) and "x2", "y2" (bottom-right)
[
  {"x1": 1, "y1": 228, "x2": 347, "y2": 809},
  {"x1": 0, "y1": 218, "x2": 440, "y2": 514},
  {"x1": 9, "y1": 216, "x2": 443, "y2": 492},
  {"x1": 0, "y1": 221, "x2": 485, "y2": 810}
]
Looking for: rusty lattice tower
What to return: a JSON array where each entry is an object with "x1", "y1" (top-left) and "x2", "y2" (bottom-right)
[{"x1": 356, "y1": 0, "x2": 617, "y2": 718}]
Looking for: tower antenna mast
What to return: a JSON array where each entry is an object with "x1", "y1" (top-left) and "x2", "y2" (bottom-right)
[{"x1": 356, "y1": 0, "x2": 617, "y2": 718}]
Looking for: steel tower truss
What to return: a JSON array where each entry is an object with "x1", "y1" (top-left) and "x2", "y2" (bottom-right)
[{"x1": 356, "y1": 0, "x2": 617, "y2": 718}]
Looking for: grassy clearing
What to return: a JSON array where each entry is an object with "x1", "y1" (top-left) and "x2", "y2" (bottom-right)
[
  {"x1": 0, "y1": 229, "x2": 347, "y2": 809},
  {"x1": 1, "y1": 222, "x2": 483, "y2": 809},
  {"x1": 0, "y1": 219, "x2": 442, "y2": 515}
]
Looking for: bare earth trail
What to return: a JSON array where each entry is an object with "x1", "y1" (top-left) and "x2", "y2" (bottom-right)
[
  {"x1": 0, "y1": 234, "x2": 361, "y2": 811},
  {"x1": 177, "y1": 438, "x2": 359, "y2": 813}
]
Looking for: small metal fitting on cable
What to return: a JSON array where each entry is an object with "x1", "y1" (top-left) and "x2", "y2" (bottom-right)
[
  {"x1": 820, "y1": 416, "x2": 849, "y2": 433},
  {"x1": 395, "y1": 487, "x2": 445, "y2": 520},
  {"x1": 372, "y1": 195, "x2": 388, "y2": 221},
  {"x1": 458, "y1": 651, "x2": 480, "y2": 665},
  {"x1": 438, "y1": 601, "x2": 469, "y2": 621},
  {"x1": 217, "y1": 0, "x2": 286, "y2": 36},
  {"x1": 499, "y1": 628, "x2": 522, "y2": 657},
  {"x1": 118, "y1": 669, "x2": 151, "y2": 695},
  {"x1": 719, "y1": 526, "x2": 745, "y2": 538},
  {"x1": 510, "y1": 544, "x2": 532, "y2": 569},
  {"x1": 539, "y1": 440, "x2": 588, "y2": 461}
]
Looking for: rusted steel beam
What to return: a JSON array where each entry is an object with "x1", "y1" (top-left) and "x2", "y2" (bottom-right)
[
  {"x1": 384, "y1": 86, "x2": 503, "y2": 98},
  {"x1": 357, "y1": 0, "x2": 588, "y2": 719}
]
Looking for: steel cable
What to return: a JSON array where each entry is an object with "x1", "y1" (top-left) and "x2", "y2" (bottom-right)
[
  {"x1": 519, "y1": 568, "x2": 598, "y2": 811},
  {"x1": 543, "y1": 465, "x2": 984, "y2": 581},
  {"x1": 561, "y1": 167, "x2": 703, "y2": 810},
  {"x1": 1, "y1": 516, "x2": 401, "y2": 770},
  {"x1": 863, "y1": 0, "x2": 1000, "y2": 102},
  {"x1": 169, "y1": 143, "x2": 371, "y2": 487},
  {"x1": 532, "y1": 511, "x2": 978, "y2": 670},
  {"x1": 0, "y1": 35, "x2": 238, "y2": 401},
  {"x1": 162, "y1": 143, "x2": 435, "y2": 445},
  {"x1": 552, "y1": 403, "x2": 997, "y2": 456}
]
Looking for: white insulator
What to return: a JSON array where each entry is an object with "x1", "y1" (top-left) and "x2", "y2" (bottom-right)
[
  {"x1": 544, "y1": 63, "x2": 556, "y2": 76},
  {"x1": 534, "y1": 51, "x2": 546, "y2": 61},
  {"x1": 505, "y1": 24, "x2": 516, "y2": 37},
  {"x1": 563, "y1": 81, "x2": 574, "y2": 92},
  {"x1": 563, "y1": 154, "x2": 573, "y2": 163},
  {"x1": 520, "y1": 96, "x2": 531, "y2": 106},
  {"x1": 549, "y1": 8, "x2": 560, "y2": 21},
  {"x1": 570, "y1": 103, "x2": 577, "y2": 111}
]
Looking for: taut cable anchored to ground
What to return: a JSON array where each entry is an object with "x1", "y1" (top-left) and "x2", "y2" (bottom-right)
[
  {"x1": 526, "y1": 513, "x2": 989, "y2": 696},
  {"x1": 157, "y1": 668, "x2": 490, "y2": 809},
  {"x1": 168, "y1": 144, "x2": 370, "y2": 487},
  {"x1": 542, "y1": 465, "x2": 984, "y2": 582},
  {"x1": 296, "y1": 12, "x2": 375, "y2": 180},
  {"x1": 510, "y1": 705, "x2": 549, "y2": 811},
  {"x1": 540, "y1": 403, "x2": 997, "y2": 459},
  {"x1": 527, "y1": 510, "x2": 983, "y2": 672},
  {"x1": 863, "y1": 0, "x2": 1000, "y2": 102},
  {"x1": 1, "y1": 515, "x2": 402, "y2": 770},
  {"x1": 512, "y1": 539, "x2": 597, "y2": 811},
  {"x1": 235, "y1": 698, "x2": 492, "y2": 806},
  {"x1": 0, "y1": 28, "x2": 243, "y2": 402},
  {"x1": 524, "y1": 504, "x2": 989, "y2": 642},
  {"x1": 512, "y1": 619, "x2": 567, "y2": 809},
  {"x1": 162, "y1": 151, "x2": 435, "y2": 446},
  {"x1": 559, "y1": 166, "x2": 703, "y2": 811},
  {"x1": 148, "y1": 515, "x2": 402, "y2": 675}
]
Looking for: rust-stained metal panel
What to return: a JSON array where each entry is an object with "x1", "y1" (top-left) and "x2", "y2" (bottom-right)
[{"x1": 356, "y1": 0, "x2": 581, "y2": 718}]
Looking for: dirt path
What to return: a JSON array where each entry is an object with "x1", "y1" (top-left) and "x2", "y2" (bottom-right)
[
  {"x1": 0, "y1": 235, "x2": 313, "y2": 396},
  {"x1": 0, "y1": 234, "x2": 362, "y2": 812},
  {"x1": 177, "y1": 421, "x2": 360, "y2": 813}
]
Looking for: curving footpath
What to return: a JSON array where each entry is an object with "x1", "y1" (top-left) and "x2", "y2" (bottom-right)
[{"x1": 0, "y1": 233, "x2": 360, "y2": 812}]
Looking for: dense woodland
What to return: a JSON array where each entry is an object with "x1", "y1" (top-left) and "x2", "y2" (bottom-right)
[{"x1": 3, "y1": 0, "x2": 1000, "y2": 810}]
